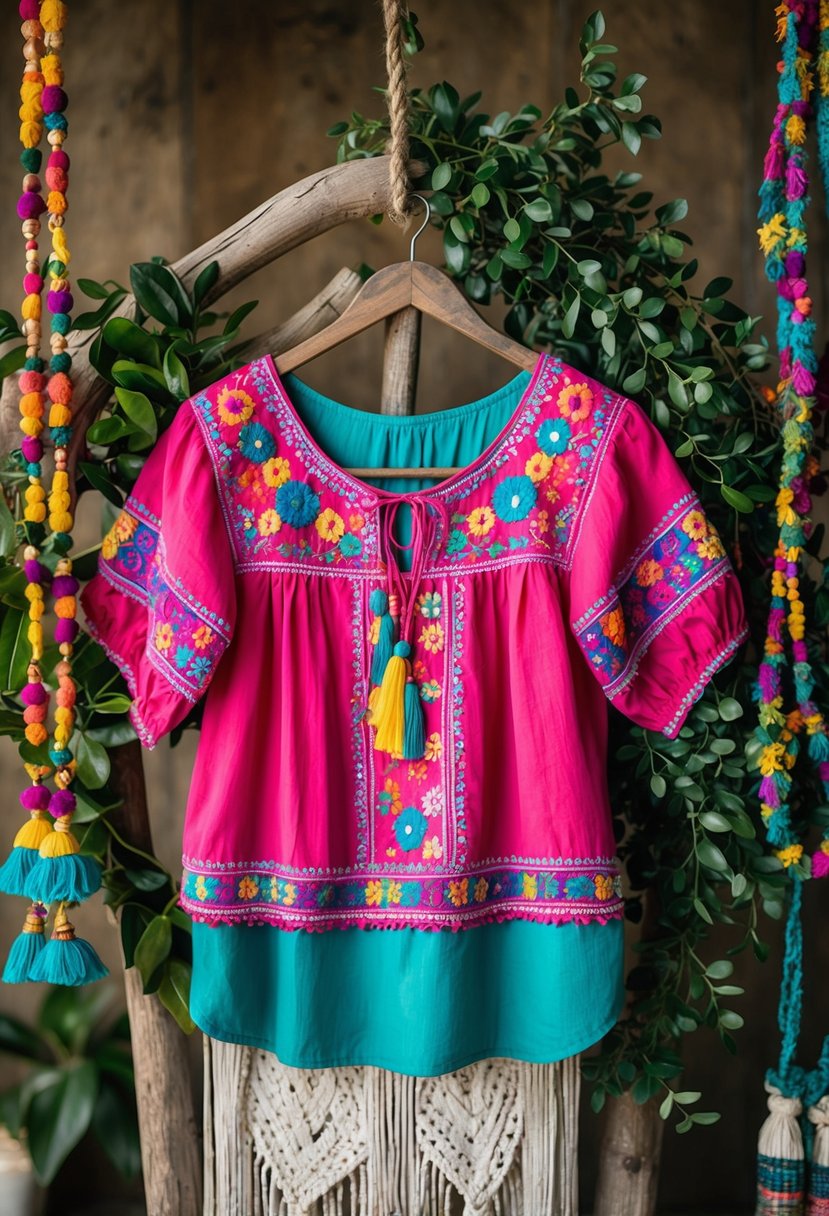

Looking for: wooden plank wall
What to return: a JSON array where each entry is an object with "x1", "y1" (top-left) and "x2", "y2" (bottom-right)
[{"x1": 0, "y1": 2, "x2": 826, "y2": 1210}]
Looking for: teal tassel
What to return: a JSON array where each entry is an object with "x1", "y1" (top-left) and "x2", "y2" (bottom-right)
[
  {"x1": 369, "y1": 588, "x2": 395, "y2": 684},
  {"x1": 402, "y1": 677, "x2": 425, "y2": 760},
  {"x1": 0, "y1": 846, "x2": 41, "y2": 897},
  {"x1": 24, "y1": 853, "x2": 101, "y2": 904},
  {"x1": 29, "y1": 925, "x2": 108, "y2": 987},
  {"x1": 808, "y1": 731, "x2": 829, "y2": 763},
  {"x1": 2, "y1": 904, "x2": 47, "y2": 984}
]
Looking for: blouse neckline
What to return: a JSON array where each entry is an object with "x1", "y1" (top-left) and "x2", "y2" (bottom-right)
[{"x1": 261, "y1": 349, "x2": 550, "y2": 503}]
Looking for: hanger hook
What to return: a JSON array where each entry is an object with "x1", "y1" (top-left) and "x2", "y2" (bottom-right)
[{"x1": 408, "y1": 194, "x2": 431, "y2": 262}]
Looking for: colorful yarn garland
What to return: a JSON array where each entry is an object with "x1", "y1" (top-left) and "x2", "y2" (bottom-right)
[
  {"x1": 754, "y1": 3, "x2": 829, "y2": 1212},
  {"x1": 0, "y1": 0, "x2": 105, "y2": 987}
]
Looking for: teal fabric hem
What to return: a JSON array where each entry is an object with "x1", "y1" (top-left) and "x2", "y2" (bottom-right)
[{"x1": 191, "y1": 919, "x2": 625, "y2": 1076}]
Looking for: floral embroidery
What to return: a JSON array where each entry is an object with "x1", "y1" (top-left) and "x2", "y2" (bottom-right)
[
  {"x1": 525, "y1": 451, "x2": 553, "y2": 483},
  {"x1": 417, "y1": 590, "x2": 442, "y2": 617},
  {"x1": 339, "y1": 534, "x2": 362, "y2": 557},
  {"x1": 276, "y1": 479, "x2": 320, "y2": 528},
  {"x1": 315, "y1": 508, "x2": 345, "y2": 542},
  {"x1": 239, "y1": 421, "x2": 275, "y2": 463},
  {"x1": 467, "y1": 506, "x2": 496, "y2": 537},
  {"x1": 425, "y1": 732, "x2": 443, "y2": 761},
  {"x1": 262, "y1": 455, "x2": 291, "y2": 487},
  {"x1": 182, "y1": 858, "x2": 624, "y2": 926},
  {"x1": 557, "y1": 381, "x2": 593, "y2": 422},
  {"x1": 573, "y1": 498, "x2": 731, "y2": 691},
  {"x1": 536, "y1": 416, "x2": 571, "y2": 455},
  {"x1": 393, "y1": 806, "x2": 429, "y2": 851},
  {"x1": 421, "y1": 785, "x2": 443, "y2": 817},
  {"x1": 217, "y1": 386, "x2": 255, "y2": 426},
  {"x1": 379, "y1": 778, "x2": 402, "y2": 816},
  {"x1": 257, "y1": 508, "x2": 282, "y2": 536},
  {"x1": 492, "y1": 475, "x2": 537, "y2": 522},
  {"x1": 420, "y1": 679, "x2": 441, "y2": 702},
  {"x1": 155, "y1": 623, "x2": 173, "y2": 651},
  {"x1": 418, "y1": 621, "x2": 445, "y2": 654}
]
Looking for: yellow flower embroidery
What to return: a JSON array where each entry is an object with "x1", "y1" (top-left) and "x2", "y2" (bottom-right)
[
  {"x1": 681, "y1": 510, "x2": 708, "y2": 541},
  {"x1": 238, "y1": 876, "x2": 259, "y2": 900},
  {"x1": 283, "y1": 883, "x2": 296, "y2": 906},
  {"x1": 387, "y1": 881, "x2": 403, "y2": 904},
  {"x1": 636, "y1": 559, "x2": 664, "y2": 587},
  {"x1": 115, "y1": 512, "x2": 138, "y2": 542},
  {"x1": 467, "y1": 506, "x2": 495, "y2": 537},
  {"x1": 408, "y1": 760, "x2": 428, "y2": 782},
  {"x1": 366, "y1": 880, "x2": 384, "y2": 906},
  {"x1": 422, "y1": 835, "x2": 443, "y2": 861},
  {"x1": 418, "y1": 621, "x2": 445, "y2": 654},
  {"x1": 101, "y1": 528, "x2": 118, "y2": 560},
  {"x1": 217, "y1": 386, "x2": 256, "y2": 426},
  {"x1": 522, "y1": 873, "x2": 538, "y2": 899},
  {"x1": 269, "y1": 877, "x2": 279, "y2": 901},
  {"x1": 315, "y1": 508, "x2": 345, "y2": 542},
  {"x1": 557, "y1": 382, "x2": 593, "y2": 422},
  {"x1": 696, "y1": 534, "x2": 725, "y2": 560},
  {"x1": 155, "y1": 623, "x2": 173, "y2": 652},
  {"x1": 474, "y1": 877, "x2": 489, "y2": 903},
  {"x1": 424, "y1": 732, "x2": 443, "y2": 762},
  {"x1": 195, "y1": 876, "x2": 208, "y2": 901},
  {"x1": 262, "y1": 456, "x2": 291, "y2": 488},
  {"x1": 601, "y1": 606, "x2": 626, "y2": 647},
  {"x1": 257, "y1": 508, "x2": 282, "y2": 536},
  {"x1": 594, "y1": 874, "x2": 615, "y2": 901},
  {"x1": 193, "y1": 624, "x2": 215, "y2": 650},
  {"x1": 448, "y1": 878, "x2": 469, "y2": 906},
  {"x1": 525, "y1": 452, "x2": 553, "y2": 483}
]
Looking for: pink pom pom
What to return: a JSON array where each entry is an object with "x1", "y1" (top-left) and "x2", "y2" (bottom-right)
[
  {"x1": 793, "y1": 363, "x2": 816, "y2": 396},
  {"x1": 47, "y1": 290, "x2": 73, "y2": 315},
  {"x1": 812, "y1": 848, "x2": 829, "y2": 879},
  {"x1": 24, "y1": 559, "x2": 47, "y2": 583},
  {"x1": 20, "y1": 784, "x2": 50, "y2": 811},
  {"x1": 19, "y1": 371, "x2": 46, "y2": 393},
  {"x1": 54, "y1": 618, "x2": 78, "y2": 643},
  {"x1": 49, "y1": 149, "x2": 70, "y2": 171},
  {"x1": 40, "y1": 86, "x2": 68, "y2": 115},
  {"x1": 45, "y1": 168, "x2": 68, "y2": 193},
  {"x1": 51, "y1": 575, "x2": 78, "y2": 598},
  {"x1": 20, "y1": 682, "x2": 47, "y2": 706},
  {"x1": 48, "y1": 789, "x2": 76, "y2": 819},
  {"x1": 18, "y1": 0, "x2": 39, "y2": 18},
  {"x1": 23, "y1": 273, "x2": 43, "y2": 295},
  {"x1": 21, "y1": 437, "x2": 43, "y2": 463},
  {"x1": 17, "y1": 193, "x2": 46, "y2": 221}
]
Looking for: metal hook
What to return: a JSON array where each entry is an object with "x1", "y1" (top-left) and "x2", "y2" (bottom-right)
[{"x1": 408, "y1": 194, "x2": 431, "y2": 262}]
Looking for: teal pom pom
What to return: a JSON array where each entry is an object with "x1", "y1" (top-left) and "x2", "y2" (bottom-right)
[
  {"x1": 51, "y1": 312, "x2": 71, "y2": 335},
  {"x1": 402, "y1": 679, "x2": 425, "y2": 760},
  {"x1": 393, "y1": 640, "x2": 411, "y2": 658},
  {"x1": 29, "y1": 936, "x2": 108, "y2": 987},
  {"x1": 2, "y1": 927, "x2": 44, "y2": 984},
  {"x1": 0, "y1": 846, "x2": 41, "y2": 897},
  {"x1": 24, "y1": 853, "x2": 102, "y2": 904},
  {"x1": 369, "y1": 589, "x2": 388, "y2": 616},
  {"x1": 48, "y1": 747, "x2": 72, "y2": 766}
]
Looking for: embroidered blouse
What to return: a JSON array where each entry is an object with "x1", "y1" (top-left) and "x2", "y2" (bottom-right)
[{"x1": 80, "y1": 351, "x2": 748, "y2": 1070}]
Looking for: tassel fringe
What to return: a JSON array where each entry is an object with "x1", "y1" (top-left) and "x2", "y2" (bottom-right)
[
  {"x1": 1, "y1": 904, "x2": 46, "y2": 984},
  {"x1": 28, "y1": 909, "x2": 108, "y2": 987}
]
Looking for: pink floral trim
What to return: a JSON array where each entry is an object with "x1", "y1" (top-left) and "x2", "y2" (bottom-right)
[{"x1": 183, "y1": 905, "x2": 625, "y2": 932}]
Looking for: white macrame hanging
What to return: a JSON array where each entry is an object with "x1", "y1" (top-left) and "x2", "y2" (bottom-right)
[{"x1": 203, "y1": 1040, "x2": 581, "y2": 1216}]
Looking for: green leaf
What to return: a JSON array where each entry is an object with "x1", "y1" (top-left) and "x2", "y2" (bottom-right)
[
  {"x1": 697, "y1": 839, "x2": 729, "y2": 872},
  {"x1": 562, "y1": 293, "x2": 581, "y2": 339},
  {"x1": 101, "y1": 318, "x2": 160, "y2": 366},
  {"x1": 92, "y1": 1077, "x2": 141, "y2": 1178},
  {"x1": 500, "y1": 249, "x2": 532, "y2": 270},
  {"x1": 524, "y1": 199, "x2": 552, "y2": 223},
  {"x1": 431, "y1": 162, "x2": 452, "y2": 191},
  {"x1": 621, "y1": 121, "x2": 641, "y2": 155},
  {"x1": 0, "y1": 1014, "x2": 50, "y2": 1064},
  {"x1": 192, "y1": 260, "x2": 220, "y2": 306},
  {"x1": 87, "y1": 415, "x2": 132, "y2": 446},
  {"x1": 719, "y1": 1010, "x2": 744, "y2": 1030},
  {"x1": 693, "y1": 897, "x2": 713, "y2": 925},
  {"x1": 622, "y1": 367, "x2": 647, "y2": 394},
  {"x1": 667, "y1": 371, "x2": 688, "y2": 409},
  {"x1": 114, "y1": 388, "x2": 158, "y2": 441},
  {"x1": 123, "y1": 866, "x2": 169, "y2": 892},
  {"x1": 691, "y1": 1111, "x2": 721, "y2": 1126},
  {"x1": 622, "y1": 72, "x2": 648, "y2": 95},
  {"x1": 623, "y1": 287, "x2": 642, "y2": 309},
  {"x1": 655, "y1": 199, "x2": 689, "y2": 225},
  {"x1": 78, "y1": 461, "x2": 125, "y2": 509},
  {"x1": 158, "y1": 959, "x2": 195, "y2": 1034},
  {"x1": 0, "y1": 609, "x2": 30, "y2": 694},
  {"x1": 673, "y1": 1090, "x2": 702, "y2": 1104},
  {"x1": 0, "y1": 496, "x2": 16, "y2": 558},
  {"x1": 133, "y1": 915, "x2": 172, "y2": 989},
  {"x1": 721, "y1": 484, "x2": 754, "y2": 513},
  {"x1": 699, "y1": 811, "x2": 731, "y2": 833},
  {"x1": 659, "y1": 1092, "x2": 674, "y2": 1119},
  {"x1": 163, "y1": 345, "x2": 190, "y2": 401},
  {"x1": 224, "y1": 299, "x2": 258, "y2": 335},
  {"x1": 705, "y1": 959, "x2": 734, "y2": 979},
  {"x1": 74, "y1": 733, "x2": 112, "y2": 790},
  {"x1": 503, "y1": 218, "x2": 522, "y2": 243},
  {"x1": 570, "y1": 198, "x2": 594, "y2": 221},
  {"x1": 27, "y1": 1061, "x2": 98, "y2": 1184},
  {"x1": 718, "y1": 697, "x2": 743, "y2": 721},
  {"x1": 130, "y1": 262, "x2": 192, "y2": 328},
  {"x1": 471, "y1": 182, "x2": 490, "y2": 208}
]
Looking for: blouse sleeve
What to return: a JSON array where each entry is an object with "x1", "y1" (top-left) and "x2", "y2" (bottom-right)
[
  {"x1": 565, "y1": 396, "x2": 748, "y2": 739},
  {"x1": 79, "y1": 398, "x2": 236, "y2": 749}
]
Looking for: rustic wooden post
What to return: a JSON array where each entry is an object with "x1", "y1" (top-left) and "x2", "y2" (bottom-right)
[{"x1": 593, "y1": 1093, "x2": 664, "y2": 1216}]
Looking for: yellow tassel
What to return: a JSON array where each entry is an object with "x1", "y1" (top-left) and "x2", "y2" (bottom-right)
[
  {"x1": 14, "y1": 812, "x2": 51, "y2": 851},
  {"x1": 373, "y1": 642, "x2": 410, "y2": 755},
  {"x1": 365, "y1": 684, "x2": 382, "y2": 726},
  {"x1": 38, "y1": 815, "x2": 79, "y2": 859}
]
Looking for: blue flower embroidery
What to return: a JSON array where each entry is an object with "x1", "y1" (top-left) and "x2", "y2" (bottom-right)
[
  {"x1": 238, "y1": 422, "x2": 275, "y2": 463},
  {"x1": 564, "y1": 875, "x2": 595, "y2": 900},
  {"x1": 393, "y1": 806, "x2": 429, "y2": 852},
  {"x1": 536, "y1": 416, "x2": 571, "y2": 455},
  {"x1": 276, "y1": 479, "x2": 321, "y2": 528},
  {"x1": 339, "y1": 533, "x2": 362, "y2": 557},
  {"x1": 492, "y1": 475, "x2": 537, "y2": 523},
  {"x1": 446, "y1": 529, "x2": 467, "y2": 554},
  {"x1": 190, "y1": 655, "x2": 213, "y2": 685},
  {"x1": 174, "y1": 645, "x2": 194, "y2": 671}
]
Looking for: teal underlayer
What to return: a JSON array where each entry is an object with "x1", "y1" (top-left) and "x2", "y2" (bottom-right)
[{"x1": 190, "y1": 365, "x2": 625, "y2": 1073}]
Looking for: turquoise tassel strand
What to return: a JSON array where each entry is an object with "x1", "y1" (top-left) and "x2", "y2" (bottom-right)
[
  {"x1": 2, "y1": 903, "x2": 47, "y2": 983},
  {"x1": 24, "y1": 851, "x2": 102, "y2": 905},
  {"x1": 369, "y1": 588, "x2": 395, "y2": 684},
  {"x1": 27, "y1": 908, "x2": 108, "y2": 987},
  {"x1": 403, "y1": 677, "x2": 425, "y2": 760}
]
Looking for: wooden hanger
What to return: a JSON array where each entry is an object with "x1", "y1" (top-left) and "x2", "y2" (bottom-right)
[{"x1": 274, "y1": 195, "x2": 538, "y2": 479}]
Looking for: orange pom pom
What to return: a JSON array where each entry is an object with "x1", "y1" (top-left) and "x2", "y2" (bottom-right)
[
  {"x1": 24, "y1": 722, "x2": 47, "y2": 746},
  {"x1": 54, "y1": 596, "x2": 76, "y2": 619},
  {"x1": 23, "y1": 703, "x2": 47, "y2": 724},
  {"x1": 47, "y1": 373, "x2": 73, "y2": 405},
  {"x1": 19, "y1": 391, "x2": 44, "y2": 418}
]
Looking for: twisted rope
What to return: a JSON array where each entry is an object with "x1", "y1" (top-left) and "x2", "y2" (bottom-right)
[{"x1": 381, "y1": 0, "x2": 412, "y2": 226}]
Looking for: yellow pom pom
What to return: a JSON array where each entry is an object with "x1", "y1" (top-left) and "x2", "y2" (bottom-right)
[
  {"x1": 48, "y1": 404, "x2": 72, "y2": 428},
  {"x1": 52, "y1": 228, "x2": 70, "y2": 265},
  {"x1": 25, "y1": 484, "x2": 46, "y2": 504},
  {"x1": 39, "y1": 820, "x2": 79, "y2": 859},
  {"x1": 24, "y1": 503, "x2": 46, "y2": 523},
  {"x1": 48, "y1": 491, "x2": 71, "y2": 512},
  {"x1": 54, "y1": 706, "x2": 72, "y2": 724},
  {"x1": 13, "y1": 811, "x2": 51, "y2": 851},
  {"x1": 29, "y1": 599, "x2": 44, "y2": 621},
  {"x1": 21, "y1": 294, "x2": 41, "y2": 321},
  {"x1": 24, "y1": 583, "x2": 43, "y2": 602},
  {"x1": 41, "y1": 0, "x2": 68, "y2": 33},
  {"x1": 19, "y1": 417, "x2": 44, "y2": 438},
  {"x1": 46, "y1": 191, "x2": 67, "y2": 217},
  {"x1": 27, "y1": 621, "x2": 42, "y2": 648},
  {"x1": 40, "y1": 54, "x2": 64, "y2": 85},
  {"x1": 19, "y1": 121, "x2": 41, "y2": 149},
  {"x1": 52, "y1": 471, "x2": 69, "y2": 493},
  {"x1": 53, "y1": 725, "x2": 71, "y2": 746},
  {"x1": 49, "y1": 512, "x2": 73, "y2": 533}
]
